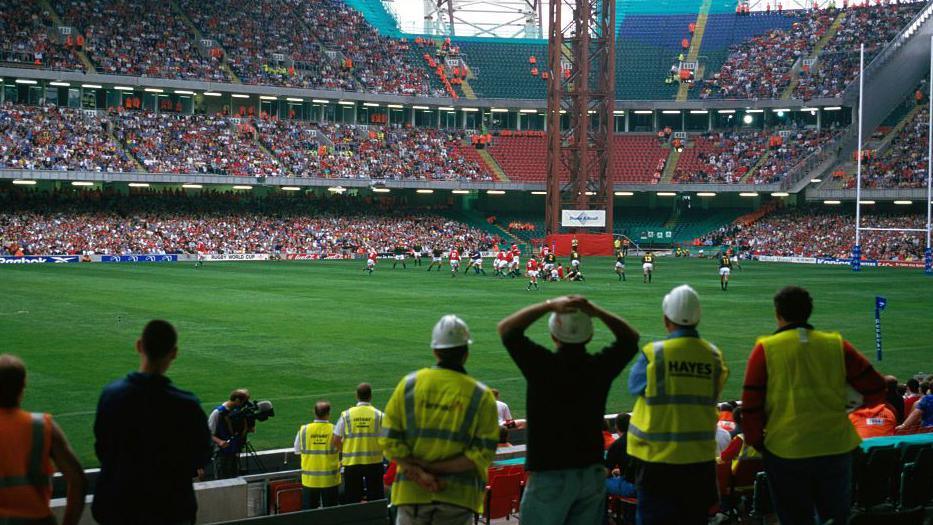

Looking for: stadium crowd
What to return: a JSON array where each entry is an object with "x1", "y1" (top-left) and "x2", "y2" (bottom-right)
[
  {"x1": 0, "y1": 190, "x2": 501, "y2": 256},
  {"x1": 51, "y1": 0, "x2": 226, "y2": 81},
  {"x1": 0, "y1": 0, "x2": 83, "y2": 70},
  {"x1": 718, "y1": 208, "x2": 927, "y2": 260},
  {"x1": 793, "y1": 2, "x2": 924, "y2": 99},
  {"x1": 0, "y1": 104, "x2": 134, "y2": 172},
  {"x1": 860, "y1": 106, "x2": 930, "y2": 189},
  {"x1": 699, "y1": 2, "x2": 925, "y2": 100}
]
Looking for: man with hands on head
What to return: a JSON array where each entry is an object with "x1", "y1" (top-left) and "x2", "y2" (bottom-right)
[{"x1": 498, "y1": 295, "x2": 640, "y2": 525}]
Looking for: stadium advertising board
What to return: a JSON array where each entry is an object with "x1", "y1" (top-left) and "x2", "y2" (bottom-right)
[
  {"x1": 0, "y1": 256, "x2": 80, "y2": 264},
  {"x1": 100, "y1": 255, "x2": 178, "y2": 263},
  {"x1": 203, "y1": 253, "x2": 270, "y2": 261},
  {"x1": 878, "y1": 260, "x2": 926, "y2": 269},
  {"x1": 758, "y1": 255, "x2": 880, "y2": 267},
  {"x1": 640, "y1": 230, "x2": 673, "y2": 241},
  {"x1": 561, "y1": 210, "x2": 606, "y2": 228},
  {"x1": 285, "y1": 254, "x2": 354, "y2": 260}
]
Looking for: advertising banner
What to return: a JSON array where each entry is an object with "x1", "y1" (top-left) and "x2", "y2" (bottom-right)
[
  {"x1": 202, "y1": 254, "x2": 270, "y2": 262},
  {"x1": 100, "y1": 255, "x2": 178, "y2": 263},
  {"x1": 560, "y1": 210, "x2": 606, "y2": 228},
  {"x1": 0, "y1": 255, "x2": 80, "y2": 264}
]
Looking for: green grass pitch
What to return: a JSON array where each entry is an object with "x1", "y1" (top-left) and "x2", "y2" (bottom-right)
[{"x1": 2, "y1": 257, "x2": 930, "y2": 465}]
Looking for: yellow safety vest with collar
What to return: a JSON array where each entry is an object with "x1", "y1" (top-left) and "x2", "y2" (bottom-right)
[
  {"x1": 298, "y1": 421, "x2": 341, "y2": 488},
  {"x1": 759, "y1": 328, "x2": 861, "y2": 459},
  {"x1": 628, "y1": 337, "x2": 727, "y2": 464},
  {"x1": 380, "y1": 367, "x2": 499, "y2": 514},
  {"x1": 340, "y1": 405, "x2": 384, "y2": 466}
]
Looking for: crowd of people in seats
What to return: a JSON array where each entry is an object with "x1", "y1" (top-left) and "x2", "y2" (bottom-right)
[
  {"x1": 672, "y1": 129, "x2": 834, "y2": 184},
  {"x1": 751, "y1": 129, "x2": 836, "y2": 184},
  {"x1": 699, "y1": 2, "x2": 924, "y2": 100},
  {"x1": 0, "y1": 0, "x2": 83, "y2": 70},
  {"x1": 176, "y1": 0, "x2": 351, "y2": 89},
  {"x1": 112, "y1": 111, "x2": 285, "y2": 177},
  {"x1": 719, "y1": 208, "x2": 927, "y2": 260},
  {"x1": 0, "y1": 190, "x2": 500, "y2": 256},
  {"x1": 300, "y1": 0, "x2": 443, "y2": 97},
  {"x1": 699, "y1": 10, "x2": 832, "y2": 99},
  {"x1": 859, "y1": 106, "x2": 929, "y2": 189},
  {"x1": 51, "y1": 0, "x2": 225, "y2": 81},
  {"x1": 254, "y1": 119, "x2": 492, "y2": 181},
  {"x1": 794, "y1": 2, "x2": 924, "y2": 99},
  {"x1": 673, "y1": 131, "x2": 767, "y2": 184},
  {"x1": 0, "y1": 104, "x2": 134, "y2": 172}
]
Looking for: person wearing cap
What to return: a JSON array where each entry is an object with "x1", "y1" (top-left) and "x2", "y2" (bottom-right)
[
  {"x1": 626, "y1": 285, "x2": 727, "y2": 525},
  {"x1": 497, "y1": 295, "x2": 640, "y2": 525},
  {"x1": 380, "y1": 315, "x2": 499, "y2": 524},
  {"x1": 741, "y1": 286, "x2": 885, "y2": 525}
]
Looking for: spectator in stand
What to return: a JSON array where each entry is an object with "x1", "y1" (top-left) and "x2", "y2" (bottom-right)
[
  {"x1": 741, "y1": 286, "x2": 886, "y2": 525},
  {"x1": 896, "y1": 390, "x2": 933, "y2": 431},
  {"x1": 862, "y1": 107, "x2": 930, "y2": 189},
  {"x1": 605, "y1": 413, "x2": 636, "y2": 499},
  {"x1": 92, "y1": 320, "x2": 213, "y2": 525},
  {"x1": 498, "y1": 296, "x2": 639, "y2": 525},
  {"x1": 904, "y1": 378, "x2": 923, "y2": 414},
  {"x1": 884, "y1": 375, "x2": 906, "y2": 423},
  {"x1": 381, "y1": 315, "x2": 499, "y2": 524},
  {"x1": 0, "y1": 354, "x2": 87, "y2": 525},
  {"x1": 627, "y1": 285, "x2": 727, "y2": 525},
  {"x1": 848, "y1": 402, "x2": 897, "y2": 439}
]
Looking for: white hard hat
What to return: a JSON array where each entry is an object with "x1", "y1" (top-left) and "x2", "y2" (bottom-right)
[
  {"x1": 548, "y1": 310, "x2": 594, "y2": 344},
  {"x1": 431, "y1": 314, "x2": 473, "y2": 349},
  {"x1": 663, "y1": 285, "x2": 702, "y2": 326}
]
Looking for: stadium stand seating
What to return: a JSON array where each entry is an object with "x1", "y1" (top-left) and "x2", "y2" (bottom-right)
[
  {"x1": 718, "y1": 208, "x2": 928, "y2": 261},
  {"x1": 860, "y1": 106, "x2": 929, "y2": 189},
  {"x1": 0, "y1": 0, "x2": 84, "y2": 70},
  {"x1": 615, "y1": 14, "x2": 696, "y2": 100},
  {"x1": 455, "y1": 40, "x2": 548, "y2": 100},
  {"x1": 0, "y1": 104, "x2": 135, "y2": 172},
  {"x1": 51, "y1": 0, "x2": 227, "y2": 81},
  {"x1": 0, "y1": 189, "x2": 501, "y2": 256}
]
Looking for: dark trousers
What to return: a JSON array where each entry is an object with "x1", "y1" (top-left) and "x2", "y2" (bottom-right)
[
  {"x1": 633, "y1": 460, "x2": 716, "y2": 525},
  {"x1": 343, "y1": 462, "x2": 385, "y2": 503},
  {"x1": 302, "y1": 485, "x2": 340, "y2": 510},
  {"x1": 762, "y1": 449, "x2": 853, "y2": 525},
  {"x1": 214, "y1": 453, "x2": 239, "y2": 479}
]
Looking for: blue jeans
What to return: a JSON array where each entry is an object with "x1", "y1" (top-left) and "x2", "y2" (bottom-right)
[
  {"x1": 520, "y1": 464, "x2": 606, "y2": 525},
  {"x1": 762, "y1": 449, "x2": 853, "y2": 525}
]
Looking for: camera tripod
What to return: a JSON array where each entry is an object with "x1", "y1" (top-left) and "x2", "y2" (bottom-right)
[{"x1": 240, "y1": 440, "x2": 267, "y2": 474}]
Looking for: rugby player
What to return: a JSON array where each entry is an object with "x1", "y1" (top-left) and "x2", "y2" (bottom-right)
[
  {"x1": 719, "y1": 251, "x2": 733, "y2": 291},
  {"x1": 525, "y1": 256, "x2": 540, "y2": 291},
  {"x1": 614, "y1": 249, "x2": 626, "y2": 282},
  {"x1": 642, "y1": 251, "x2": 655, "y2": 284},
  {"x1": 448, "y1": 247, "x2": 461, "y2": 277}
]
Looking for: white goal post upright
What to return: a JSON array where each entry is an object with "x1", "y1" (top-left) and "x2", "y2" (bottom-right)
[{"x1": 852, "y1": 40, "x2": 933, "y2": 274}]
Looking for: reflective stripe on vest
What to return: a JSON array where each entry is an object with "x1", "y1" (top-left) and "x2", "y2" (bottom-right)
[
  {"x1": 0, "y1": 413, "x2": 46, "y2": 489},
  {"x1": 299, "y1": 422, "x2": 340, "y2": 488},
  {"x1": 390, "y1": 368, "x2": 495, "y2": 514},
  {"x1": 760, "y1": 328, "x2": 861, "y2": 459},
  {"x1": 627, "y1": 338, "x2": 723, "y2": 464},
  {"x1": 341, "y1": 405, "x2": 383, "y2": 466},
  {"x1": 0, "y1": 409, "x2": 52, "y2": 523}
]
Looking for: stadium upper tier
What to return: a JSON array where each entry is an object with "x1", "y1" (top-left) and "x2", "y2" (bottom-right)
[{"x1": 0, "y1": 0, "x2": 926, "y2": 101}]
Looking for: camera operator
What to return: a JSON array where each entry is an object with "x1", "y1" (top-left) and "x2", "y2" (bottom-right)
[{"x1": 208, "y1": 388, "x2": 254, "y2": 479}]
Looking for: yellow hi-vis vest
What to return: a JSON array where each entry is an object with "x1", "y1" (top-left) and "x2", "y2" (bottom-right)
[
  {"x1": 340, "y1": 405, "x2": 384, "y2": 466},
  {"x1": 628, "y1": 337, "x2": 727, "y2": 464},
  {"x1": 731, "y1": 434, "x2": 762, "y2": 473},
  {"x1": 298, "y1": 421, "x2": 341, "y2": 488},
  {"x1": 760, "y1": 328, "x2": 861, "y2": 459},
  {"x1": 380, "y1": 367, "x2": 499, "y2": 514}
]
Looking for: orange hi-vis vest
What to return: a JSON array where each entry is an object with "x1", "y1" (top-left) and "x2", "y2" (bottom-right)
[{"x1": 0, "y1": 409, "x2": 54, "y2": 519}]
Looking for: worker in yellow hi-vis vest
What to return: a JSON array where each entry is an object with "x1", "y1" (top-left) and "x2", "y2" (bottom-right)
[
  {"x1": 627, "y1": 285, "x2": 728, "y2": 525},
  {"x1": 381, "y1": 315, "x2": 499, "y2": 524},
  {"x1": 294, "y1": 401, "x2": 341, "y2": 509},
  {"x1": 333, "y1": 383, "x2": 386, "y2": 503}
]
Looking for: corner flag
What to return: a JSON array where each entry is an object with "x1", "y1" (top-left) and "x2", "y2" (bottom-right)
[{"x1": 874, "y1": 296, "x2": 887, "y2": 361}]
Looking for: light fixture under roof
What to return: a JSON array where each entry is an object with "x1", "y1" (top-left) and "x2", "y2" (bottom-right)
[
  {"x1": 487, "y1": 190, "x2": 506, "y2": 195},
  {"x1": 531, "y1": 191, "x2": 547, "y2": 195},
  {"x1": 114, "y1": 86, "x2": 135, "y2": 91},
  {"x1": 614, "y1": 191, "x2": 634, "y2": 196},
  {"x1": 416, "y1": 189, "x2": 434, "y2": 194},
  {"x1": 771, "y1": 192, "x2": 790, "y2": 197},
  {"x1": 739, "y1": 192, "x2": 759, "y2": 197},
  {"x1": 128, "y1": 183, "x2": 150, "y2": 188},
  {"x1": 286, "y1": 97, "x2": 303, "y2": 102},
  {"x1": 372, "y1": 187, "x2": 390, "y2": 193},
  {"x1": 143, "y1": 87, "x2": 164, "y2": 93},
  {"x1": 894, "y1": 200, "x2": 913, "y2": 205},
  {"x1": 697, "y1": 192, "x2": 716, "y2": 197},
  {"x1": 656, "y1": 192, "x2": 676, "y2": 197},
  {"x1": 231, "y1": 93, "x2": 250, "y2": 99},
  {"x1": 824, "y1": 200, "x2": 841, "y2": 205},
  {"x1": 312, "y1": 99, "x2": 330, "y2": 104},
  {"x1": 174, "y1": 90, "x2": 194, "y2": 95},
  {"x1": 49, "y1": 81, "x2": 70, "y2": 87},
  {"x1": 15, "y1": 79, "x2": 38, "y2": 85},
  {"x1": 451, "y1": 190, "x2": 470, "y2": 194},
  {"x1": 232, "y1": 185, "x2": 253, "y2": 190},
  {"x1": 71, "y1": 181, "x2": 93, "y2": 186},
  {"x1": 182, "y1": 184, "x2": 203, "y2": 189},
  {"x1": 12, "y1": 179, "x2": 37, "y2": 185},
  {"x1": 259, "y1": 95, "x2": 277, "y2": 101},
  {"x1": 281, "y1": 186, "x2": 301, "y2": 191},
  {"x1": 202, "y1": 91, "x2": 222, "y2": 97}
]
